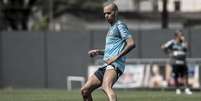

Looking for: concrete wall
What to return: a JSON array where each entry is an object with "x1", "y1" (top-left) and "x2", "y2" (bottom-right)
[
  {"x1": 1, "y1": 32, "x2": 45, "y2": 88},
  {"x1": 0, "y1": 29, "x2": 200, "y2": 89},
  {"x1": 0, "y1": 31, "x2": 90, "y2": 89}
]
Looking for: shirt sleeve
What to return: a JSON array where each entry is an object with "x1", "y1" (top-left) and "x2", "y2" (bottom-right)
[
  {"x1": 117, "y1": 23, "x2": 132, "y2": 40},
  {"x1": 164, "y1": 40, "x2": 173, "y2": 49}
]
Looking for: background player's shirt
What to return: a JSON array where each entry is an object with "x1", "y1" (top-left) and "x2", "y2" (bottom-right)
[
  {"x1": 103, "y1": 20, "x2": 132, "y2": 73},
  {"x1": 163, "y1": 39, "x2": 188, "y2": 65}
]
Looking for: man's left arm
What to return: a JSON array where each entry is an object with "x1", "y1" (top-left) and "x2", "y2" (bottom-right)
[
  {"x1": 117, "y1": 37, "x2": 135, "y2": 58},
  {"x1": 106, "y1": 37, "x2": 135, "y2": 65}
]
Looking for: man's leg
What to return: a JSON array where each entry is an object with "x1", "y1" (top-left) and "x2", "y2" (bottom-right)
[
  {"x1": 181, "y1": 64, "x2": 189, "y2": 87},
  {"x1": 80, "y1": 74, "x2": 101, "y2": 101},
  {"x1": 184, "y1": 74, "x2": 192, "y2": 95},
  {"x1": 173, "y1": 65, "x2": 181, "y2": 94},
  {"x1": 102, "y1": 66, "x2": 118, "y2": 101},
  {"x1": 182, "y1": 65, "x2": 192, "y2": 95}
]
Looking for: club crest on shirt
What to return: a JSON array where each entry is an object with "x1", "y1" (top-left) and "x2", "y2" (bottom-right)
[{"x1": 107, "y1": 27, "x2": 120, "y2": 38}]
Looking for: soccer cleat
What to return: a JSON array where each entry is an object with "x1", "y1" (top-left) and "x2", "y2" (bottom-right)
[
  {"x1": 185, "y1": 88, "x2": 192, "y2": 95},
  {"x1": 176, "y1": 89, "x2": 181, "y2": 95}
]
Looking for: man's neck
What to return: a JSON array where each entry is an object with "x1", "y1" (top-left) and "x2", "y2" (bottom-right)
[
  {"x1": 110, "y1": 19, "x2": 118, "y2": 26},
  {"x1": 175, "y1": 38, "x2": 182, "y2": 43}
]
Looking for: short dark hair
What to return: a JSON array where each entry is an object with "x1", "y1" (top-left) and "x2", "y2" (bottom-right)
[{"x1": 103, "y1": 1, "x2": 118, "y2": 11}]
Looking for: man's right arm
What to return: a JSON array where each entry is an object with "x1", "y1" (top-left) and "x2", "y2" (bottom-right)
[
  {"x1": 88, "y1": 49, "x2": 104, "y2": 57},
  {"x1": 97, "y1": 49, "x2": 104, "y2": 55},
  {"x1": 161, "y1": 40, "x2": 172, "y2": 54}
]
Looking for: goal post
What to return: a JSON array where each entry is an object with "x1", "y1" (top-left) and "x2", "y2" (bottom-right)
[{"x1": 67, "y1": 76, "x2": 85, "y2": 91}]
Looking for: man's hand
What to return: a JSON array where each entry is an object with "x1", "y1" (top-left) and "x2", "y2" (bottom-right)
[
  {"x1": 88, "y1": 49, "x2": 99, "y2": 57},
  {"x1": 105, "y1": 55, "x2": 119, "y2": 65},
  {"x1": 161, "y1": 44, "x2": 165, "y2": 49}
]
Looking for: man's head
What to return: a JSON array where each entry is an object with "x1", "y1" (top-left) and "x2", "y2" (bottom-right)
[
  {"x1": 174, "y1": 30, "x2": 185, "y2": 42},
  {"x1": 103, "y1": 2, "x2": 118, "y2": 24}
]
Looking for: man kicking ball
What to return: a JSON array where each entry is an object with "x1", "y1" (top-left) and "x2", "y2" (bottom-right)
[{"x1": 80, "y1": 1, "x2": 135, "y2": 101}]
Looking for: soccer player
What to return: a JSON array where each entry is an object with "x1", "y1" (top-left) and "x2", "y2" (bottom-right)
[
  {"x1": 161, "y1": 30, "x2": 192, "y2": 95},
  {"x1": 80, "y1": 2, "x2": 135, "y2": 101}
]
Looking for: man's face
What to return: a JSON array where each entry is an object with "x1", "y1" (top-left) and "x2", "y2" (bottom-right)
[
  {"x1": 103, "y1": 5, "x2": 116, "y2": 24},
  {"x1": 176, "y1": 32, "x2": 184, "y2": 42}
]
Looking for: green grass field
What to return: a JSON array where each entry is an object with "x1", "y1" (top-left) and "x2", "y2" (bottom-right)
[{"x1": 0, "y1": 89, "x2": 201, "y2": 101}]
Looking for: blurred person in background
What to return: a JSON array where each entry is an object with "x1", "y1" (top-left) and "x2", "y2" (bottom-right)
[
  {"x1": 161, "y1": 30, "x2": 192, "y2": 95},
  {"x1": 80, "y1": 1, "x2": 135, "y2": 101},
  {"x1": 149, "y1": 64, "x2": 164, "y2": 88}
]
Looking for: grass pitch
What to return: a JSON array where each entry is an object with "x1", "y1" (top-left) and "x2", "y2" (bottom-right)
[{"x1": 0, "y1": 89, "x2": 200, "y2": 101}]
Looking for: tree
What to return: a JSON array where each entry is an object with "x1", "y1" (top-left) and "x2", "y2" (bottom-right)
[
  {"x1": 1, "y1": 0, "x2": 38, "y2": 30},
  {"x1": 161, "y1": 0, "x2": 169, "y2": 29},
  {"x1": 0, "y1": 0, "x2": 104, "y2": 31}
]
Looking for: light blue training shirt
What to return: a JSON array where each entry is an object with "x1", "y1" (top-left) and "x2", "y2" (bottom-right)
[{"x1": 103, "y1": 20, "x2": 132, "y2": 73}]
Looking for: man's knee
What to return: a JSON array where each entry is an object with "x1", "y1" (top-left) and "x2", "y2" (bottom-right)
[{"x1": 80, "y1": 87, "x2": 90, "y2": 97}]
